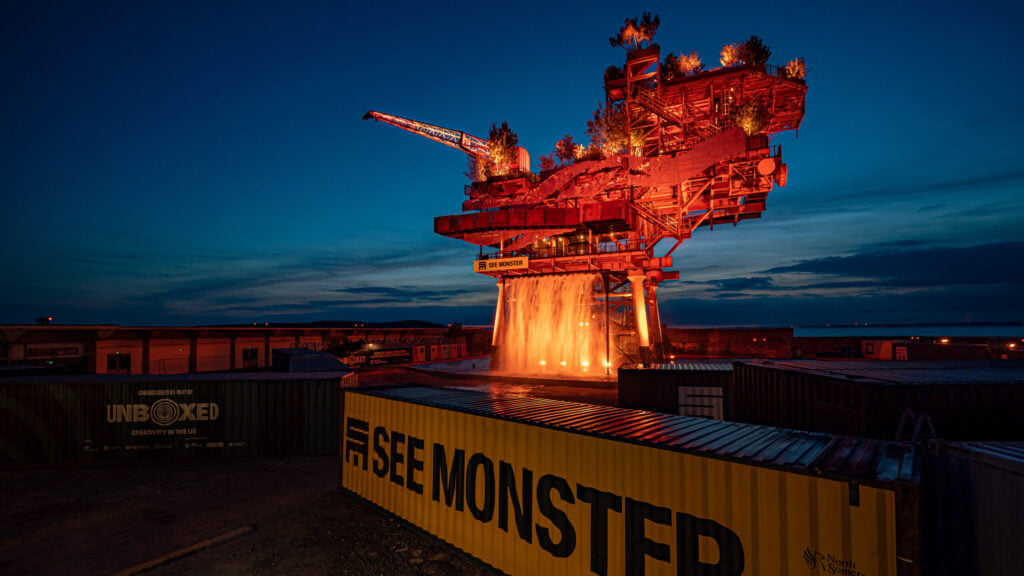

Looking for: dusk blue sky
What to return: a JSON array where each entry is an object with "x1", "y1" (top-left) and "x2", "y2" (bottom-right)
[{"x1": 2, "y1": 1, "x2": 1022, "y2": 327}]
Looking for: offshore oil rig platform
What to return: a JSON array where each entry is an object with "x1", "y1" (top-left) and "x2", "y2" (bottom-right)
[{"x1": 366, "y1": 18, "x2": 806, "y2": 375}]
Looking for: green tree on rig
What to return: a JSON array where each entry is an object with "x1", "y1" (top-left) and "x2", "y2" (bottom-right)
[
  {"x1": 465, "y1": 121, "x2": 520, "y2": 181},
  {"x1": 662, "y1": 51, "x2": 704, "y2": 81},
  {"x1": 608, "y1": 12, "x2": 660, "y2": 51},
  {"x1": 487, "y1": 121, "x2": 519, "y2": 176},
  {"x1": 554, "y1": 134, "x2": 576, "y2": 166},
  {"x1": 732, "y1": 99, "x2": 770, "y2": 135},
  {"x1": 662, "y1": 52, "x2": 681, "y2": 81},
  {"x1": 740, "y1": 35, "x2": 772, "y2": 66},
  {"x1": 586, "y1": 102, "x2": 629, "y2": 157},
  {"x1": 721, "y1": 36, "x2": 772, "y2": 67},
  {"x1": 466, "y1": 155, "x2": 489, "y2": 182}
]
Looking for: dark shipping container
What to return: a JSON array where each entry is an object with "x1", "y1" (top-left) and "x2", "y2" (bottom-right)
[
  {"x1": 729, "y1": 360, "x2": 1024, "y2": 440},
  {"x1": 922, "y1": 441, "x2": 1024, "y2": 576},
  {"x1": 617, "y1": 362, "x2": 733, "y2": 417},
  {"x1": 0, "y1": 371, "x2": 352, "y2": 464}
]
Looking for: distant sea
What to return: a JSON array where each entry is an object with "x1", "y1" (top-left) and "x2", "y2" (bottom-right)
[{"x1": 792, "y1": 324, "x2": 1024, "y2": 338}]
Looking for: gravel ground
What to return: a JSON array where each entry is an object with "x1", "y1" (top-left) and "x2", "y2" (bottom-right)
[{"x1": 0, "y1": 455, "x2": 498, "y2": 576}]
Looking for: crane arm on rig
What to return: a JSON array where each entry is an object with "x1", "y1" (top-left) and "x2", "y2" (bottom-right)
[{"x1": 363, "y1": 110, "x2": 490, "y2": 159}]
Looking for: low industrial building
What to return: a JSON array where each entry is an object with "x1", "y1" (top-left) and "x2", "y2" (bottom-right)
[
  {"x1": 0, "y1": 324, "x2": 485, "y2": 376},
  {"x1": 662, "y1": 327, "x2": 1021, "y2": 360}
]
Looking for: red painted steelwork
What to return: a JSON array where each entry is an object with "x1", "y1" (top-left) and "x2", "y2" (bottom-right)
[
  {"x1": 365, "y1": 34, "x2": 806, "y2": 364},
  {"x1": 374, "y1": 47, "x2": 807, "y2": 280}
]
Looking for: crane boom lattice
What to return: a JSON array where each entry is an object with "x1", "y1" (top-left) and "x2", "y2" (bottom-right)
[{"x1": 363, "y1": 110, "x2": 490, "y2": 158}]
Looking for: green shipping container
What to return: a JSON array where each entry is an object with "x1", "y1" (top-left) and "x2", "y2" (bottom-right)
[{"x1": 0, "y1": 371, "x2": 353, "y2": 464}]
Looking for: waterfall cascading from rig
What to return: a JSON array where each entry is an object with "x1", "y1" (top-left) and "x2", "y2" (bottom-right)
[{"x1": 495, "y1": 273, "x2": 608, "y2": 378}]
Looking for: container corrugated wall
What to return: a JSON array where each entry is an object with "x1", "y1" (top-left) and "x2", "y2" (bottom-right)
[
  {"x1": 0, "y1": 372, "x2": 351, "y2": 464},
  {"x1": 730, "y1": 362, "x2": 867, "y2": 436},
  {"x1": 923, "y1": 441, "x2": 1024, "y2": 576},
  {"x1": 731, "y1": 361, "x2": 1024, "y2": 440},
  {"x1": 341, "y1": 388, "x2": 905, "y2": 576}
]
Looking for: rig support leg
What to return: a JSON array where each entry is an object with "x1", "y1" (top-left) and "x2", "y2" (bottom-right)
[
  {"x1": 490, "y1": 278, "x2": 506, "y2": 370},
  {"x1": 603, "y1": 271, "x2": 612, "y2": 375},
  {"x1": 647, "y1": 283, "x2": 665, "y2": 362},
  {"x1": 628, "y1": 274, "x2": 651, "y2": 364}
]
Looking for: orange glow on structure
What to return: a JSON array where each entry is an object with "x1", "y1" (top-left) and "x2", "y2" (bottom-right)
[{"x1": 367, "y1": 29, "x2": 807, "y2": 372}]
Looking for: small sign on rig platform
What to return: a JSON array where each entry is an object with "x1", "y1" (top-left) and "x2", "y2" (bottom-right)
[{"x1": 474, "y1": 257, "x2": 529, "y2": 273}]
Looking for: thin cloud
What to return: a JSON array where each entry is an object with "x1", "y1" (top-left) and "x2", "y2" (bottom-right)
[
  {"x1": 771, "y1": 165, "x2": 1024, "y2": 224},
  {"x1": 330, "y1": 286, "x2": 477, "y2": 300},
  {"x1": 97, "y1": 241, "x2": 490, "y2": 322},
  {"x1": 860, "y1": 239, "x2": 933, "y2": 251},
  {"x1": 660, "y1": 283, "x2": 1023, "y2": 327},
  {"x1": 716, "y1": 277, "x2": 774, "y2": 291},
  {"x1": 795, "y1": 280, "x2": 884, "y2": 290},
  {"x1": 767, "y1": 242, "x2": 1024, "y2": 288}
]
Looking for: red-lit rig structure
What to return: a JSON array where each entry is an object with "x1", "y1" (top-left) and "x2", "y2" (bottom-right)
[{"x1": 365, "y1": 39, "x2": 806, "y2": 369}]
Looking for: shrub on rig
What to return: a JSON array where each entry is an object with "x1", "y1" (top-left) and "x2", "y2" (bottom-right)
[
  {"x1": 466, "y1": 156, "x2": 490, "y2": 182},
  {"x1": 608, "y1": 12, "x2": 660, "y2": 52},
  {"x1": 783, "y1": 57, "x2": 808, "y2": 80},
  {"x1": 720, "y1": 43, "x2": 743, "y2": 67},
  {"x1": 662, "y1": 51, "x2": 704, "y2": 81},
  {"x1": 732, "y1": 99, "x2": 770, "y2": 136},
  {"x1": 678, "y1": 51, "x2": 704, "y2": 75}
]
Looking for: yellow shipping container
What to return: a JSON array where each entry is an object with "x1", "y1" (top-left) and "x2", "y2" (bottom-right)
[{"x1": 341, "y1": 388, "x2": 916, "y2": 575}]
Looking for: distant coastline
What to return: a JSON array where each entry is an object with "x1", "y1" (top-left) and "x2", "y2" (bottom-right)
[
  {"x1": 665, "y1": 323, "x2": 1024, "y2": 338},
  {"x1": 793, "y1": 323, "x2": 1024, "y2": 338}
]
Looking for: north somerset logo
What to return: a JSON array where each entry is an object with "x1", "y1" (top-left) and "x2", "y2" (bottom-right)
[
  {"x1": 802, "y1": 547, "x2": 868, "y2": 576},
  {"x1": 803, "y1": 547, "x2": 825, "y2": 569}
]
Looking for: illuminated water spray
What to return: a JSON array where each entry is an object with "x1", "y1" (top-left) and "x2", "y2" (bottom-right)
[{"x1": 495, "y1": 274, "x2": 608, "y2": 378}]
